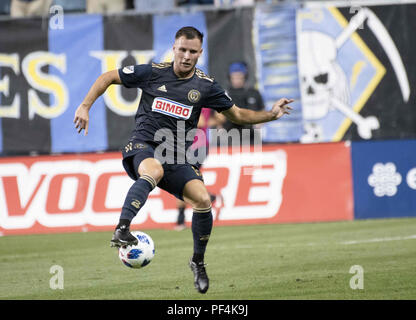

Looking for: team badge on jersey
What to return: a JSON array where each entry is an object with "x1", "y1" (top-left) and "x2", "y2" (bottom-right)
[
  {"x1": 122, "y1": 65, "x2": 134, "y2": 74},
  {"x1": 188, "y1": 89, "x2": 201, "y2": 103},
  {"x1": 152, "y1": 97, "x2": 193, "y2": 120}
]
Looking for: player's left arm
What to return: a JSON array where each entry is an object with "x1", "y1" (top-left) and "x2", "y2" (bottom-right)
[
  {"x1": 222, "y1": 98, "x2": 294, "y2": 125},
  {"x1": 74, "y1": 70, "x2": 122, "y2": 135}
]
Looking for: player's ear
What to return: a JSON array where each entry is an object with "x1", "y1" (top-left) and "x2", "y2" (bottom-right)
[{"x1": 172, "y1": 39, "x2": 178, "y2": 52}]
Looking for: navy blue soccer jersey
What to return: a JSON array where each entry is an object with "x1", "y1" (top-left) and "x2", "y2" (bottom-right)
[{"x1": 118, "y1": 62, "x2": 233, "y2": 162}]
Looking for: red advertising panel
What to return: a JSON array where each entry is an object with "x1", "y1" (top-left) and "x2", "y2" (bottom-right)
[{"x1": 0, "y1": 143, "x2": 353, "y2": 235}]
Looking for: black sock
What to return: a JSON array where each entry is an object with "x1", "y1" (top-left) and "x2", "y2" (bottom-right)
[
  {"x1": 119, "y1": 175, "x2": 156, "y2": 223},
  {"x1": 116, "y1": 219, "x2": 131, "y2": 230},
  {"x1": 191, "y1": 207, "x2": 213, "y2": 263},
  {"x1": 192, "y1": 253, "x2": 204, "y2": 264},
  {"x1": 177, "y1": 207, "x2": 185, "y2": 225}
]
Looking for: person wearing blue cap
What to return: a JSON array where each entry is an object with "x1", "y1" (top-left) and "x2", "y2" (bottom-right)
[{"x1": 221, "y1": 62, "x2": 265, "y2": 145}]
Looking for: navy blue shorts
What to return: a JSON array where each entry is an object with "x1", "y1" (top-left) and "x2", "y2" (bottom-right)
[{"x1": 121, "y1": 141, "x2": 204, "y2": 201}]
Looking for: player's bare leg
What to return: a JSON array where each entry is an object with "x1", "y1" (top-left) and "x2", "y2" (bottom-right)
[
  {"x1": 111, "y1": 158, "x2": 164, "y2": 247},
  {"x1": 183, "y1": 179, "x2": 212, "y2": 294}
]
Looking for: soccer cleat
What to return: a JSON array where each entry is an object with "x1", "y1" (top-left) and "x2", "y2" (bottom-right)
[
  {"x1": 110, "y1": 226, "x2": 138, "y2": 248},
  {"x1": 189, "y1": 259, "x2": 209, "y2": 294}
]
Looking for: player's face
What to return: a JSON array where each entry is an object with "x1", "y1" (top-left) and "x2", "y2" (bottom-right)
[{"x1": 173, "y1": 36, "x2": 203, "y2": 78}]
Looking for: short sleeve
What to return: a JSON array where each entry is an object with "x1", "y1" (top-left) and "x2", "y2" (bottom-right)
[
  {"x1": 118, "y1": 64, "x2": 152, "y2": 88},
  {"x1": 204, "y1": 81, "x2": 234, "y2": 112}
]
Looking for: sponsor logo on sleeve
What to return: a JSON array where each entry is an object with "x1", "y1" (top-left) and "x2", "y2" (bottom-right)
[{"x1": 122, "y1": 65, "x2": 134, "y2": 74}]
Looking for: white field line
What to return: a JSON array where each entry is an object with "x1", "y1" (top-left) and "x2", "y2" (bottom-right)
[
  {"x1": 340, "y1": 234, "x2": 416, "y2": 245},
  {"x1": 208, "y1": 234, "x2": 416, "y2": 250}
]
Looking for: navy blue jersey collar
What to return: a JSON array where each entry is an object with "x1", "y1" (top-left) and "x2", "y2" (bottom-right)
[{"x1": 171, "y1": 62, "x2": 197, "y2": 81}]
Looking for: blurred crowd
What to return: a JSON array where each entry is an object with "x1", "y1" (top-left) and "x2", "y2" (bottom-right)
[{"x1": 0, "y1": 0, "x2": 282, "y2": 17}]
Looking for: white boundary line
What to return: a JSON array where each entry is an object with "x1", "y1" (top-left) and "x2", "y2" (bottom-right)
[
  {"x1": 340, "y1": 234, "x2": 416, "y2": 245},
  {"x1": 214, "y1": 234, "x2": 416, "y2": 250}
]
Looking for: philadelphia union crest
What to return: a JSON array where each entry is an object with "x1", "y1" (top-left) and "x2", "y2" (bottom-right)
[{"x1": 188, "y1": 89, "x2": 201, "y2": 103}]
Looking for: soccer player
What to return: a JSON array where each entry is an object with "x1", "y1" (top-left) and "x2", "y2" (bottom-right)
[{"x1": 73, "y1": 26, "x2": 293, "y2": 294}]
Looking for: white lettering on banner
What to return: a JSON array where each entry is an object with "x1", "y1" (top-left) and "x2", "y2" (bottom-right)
[
  {"x1": 0, "y1": 150, "x2": 287, "y2": 231},
  {"x1": 0, "y1": 163, "x2": 40, "y2": 230},
  {"x1": 86, "y1": 159, "x2": 146, "y2": 226},
  {"x1": 201, "y1": 150, "x2": 287, "y2": 221},
  {"x1": 0, "y1": 160, "x2": 132, "y2": 229}
]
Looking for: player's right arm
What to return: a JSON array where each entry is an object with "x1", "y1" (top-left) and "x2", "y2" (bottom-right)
[
  {"x1": 74, "y1": 64, "x2": 152, "y2": 135},
  {"x1": 74, "y1": 70, "x2": 121, "y2": 135}
]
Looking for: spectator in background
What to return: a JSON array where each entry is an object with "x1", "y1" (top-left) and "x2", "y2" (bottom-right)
[
  {"x1": 218, "y1": 62, "x2": 265, "y2": 145},
  {"x1": 87, "y1": 0, "x2": 125, "y2": 14},
  {"x1": 10, "y1": 0, "x2": 52, "y2": 17}
]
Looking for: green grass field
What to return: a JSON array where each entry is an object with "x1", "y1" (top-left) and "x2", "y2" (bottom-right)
[{"x1": 1, "y1": 218, "x2": 415, "y2": 300}]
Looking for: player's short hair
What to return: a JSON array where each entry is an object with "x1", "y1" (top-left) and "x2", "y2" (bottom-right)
[{"x1": 175, "y1": 26, "x2": 204, "y2": 44}]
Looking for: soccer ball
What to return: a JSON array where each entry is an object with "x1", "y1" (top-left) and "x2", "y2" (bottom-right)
[{"x1": 118, "y1": 231, "x2": 155, "y2": 269}]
